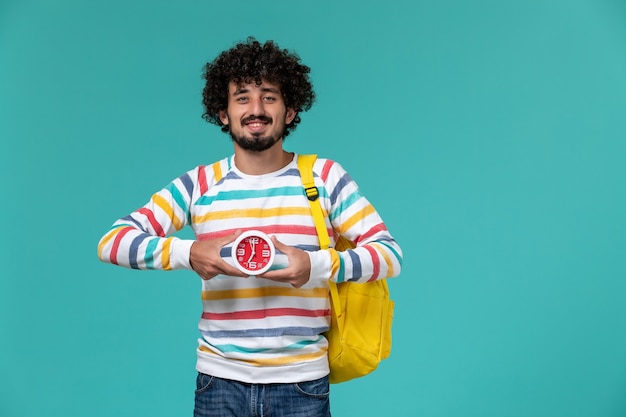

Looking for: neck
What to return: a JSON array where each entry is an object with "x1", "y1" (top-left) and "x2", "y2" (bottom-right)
[{"x1": 233, "y1": 141, "x2": 293, "y2": 175}]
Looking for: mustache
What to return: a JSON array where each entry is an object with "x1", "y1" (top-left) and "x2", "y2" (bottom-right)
[{"x1": 242, "y1": 115, "x2": 273, "y2": 124}]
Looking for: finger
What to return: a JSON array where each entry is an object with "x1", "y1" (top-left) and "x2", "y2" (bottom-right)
[
  {"x1": 258, "y1": 264, "x2": 299, "y2": 282},
  {"x1": 195, "y1": 257, "x2": 248, "y2": 279},
  {"x1": 271, "y1": 236, "x2": 291, "y2": 253},
  {"x1": 259, "y1": 274, "x2": 303, "y2": 288},
  {"x1": 221, "y1": 264, "x2": 249, "y2": 278},
  {"x1": 218, "y1": 229, "x2": 243, "y2": 247},
  {"x1": 200, "y1": 264, "x2": 247, "y2": 280},
  {"x1": 219, "y1": 253, "x2": 254, "y2": 277},
  {"x1": 257, "y1": 269, "x2": 284, "y2": 280},
  {"x1": 257, "y1": 273, "x2": 295, "y2": 287}
]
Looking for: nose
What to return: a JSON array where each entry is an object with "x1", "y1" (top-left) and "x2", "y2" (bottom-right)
[{"x1": 249, "y1": 97, "x2": 265, "y2": 116}]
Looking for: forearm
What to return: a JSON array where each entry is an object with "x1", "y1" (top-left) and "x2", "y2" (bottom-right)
[
  {"x1": 308, "y1": 231, "x2": 403, "y2": 283},
  {"x1": 97, "y1": 173, "x2": 196, "y2": 271},
  {"x1": 97, "y1": 223, "x2": 194, "y2": 270}
]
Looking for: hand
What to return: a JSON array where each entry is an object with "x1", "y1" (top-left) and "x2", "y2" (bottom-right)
[
  {"x1": 258, "y1": 236, "x2": 311, "y2": 288},
  {"x1": 189, "y1": 230, "x2": 247, "y2": 280}
]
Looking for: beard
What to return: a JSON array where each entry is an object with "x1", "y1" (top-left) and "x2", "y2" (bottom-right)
[
  {"x1": 227, "y1": 115, "x2": 285, "y2": 152},
  {"x1": 230, "y1": 131, "x2": 281, "y2": 152}
]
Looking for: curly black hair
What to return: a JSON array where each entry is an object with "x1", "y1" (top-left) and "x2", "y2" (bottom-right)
[{"x1": 201, "y1": 37, "x2": 315, "y2": 136}]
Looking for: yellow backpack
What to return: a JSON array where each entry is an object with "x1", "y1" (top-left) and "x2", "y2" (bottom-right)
[{"x1": 297, "y1": 154, "x2": 394, "y2": 384}]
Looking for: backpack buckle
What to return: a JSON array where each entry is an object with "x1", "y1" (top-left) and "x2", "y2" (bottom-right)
[{"x1": 305, "y1": 186, "x2": 319, "y2": 201}]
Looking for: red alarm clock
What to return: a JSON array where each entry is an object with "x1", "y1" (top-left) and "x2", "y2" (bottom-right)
[{"x1": 231, "y1": 230, "x2": 276, "y2": 275}]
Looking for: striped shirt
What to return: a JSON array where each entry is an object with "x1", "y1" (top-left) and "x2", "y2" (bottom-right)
[{"x1": 97, "y1": 154, "x2": 403, "y2": 383}]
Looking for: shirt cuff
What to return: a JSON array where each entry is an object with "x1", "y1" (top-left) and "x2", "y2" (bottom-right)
[
  {"x1": 307, "y1": 250, "x2": 332, "y2": 282},
  {"x1": 170, "y1": 238, "x2": 195, "y2": 270}
]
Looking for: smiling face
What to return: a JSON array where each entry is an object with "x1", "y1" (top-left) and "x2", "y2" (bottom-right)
[{"x1": 218, "y1": 80, "x2": 297, "y2": 152}]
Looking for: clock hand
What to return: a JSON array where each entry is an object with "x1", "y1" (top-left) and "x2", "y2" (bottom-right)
[{"x1": 247, "y1": 241, "x2": 256, "y2": 262}]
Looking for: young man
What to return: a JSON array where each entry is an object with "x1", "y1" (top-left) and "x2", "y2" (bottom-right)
[{"x1": 97, "y1": 37, "x2": 402, "y2": 417}]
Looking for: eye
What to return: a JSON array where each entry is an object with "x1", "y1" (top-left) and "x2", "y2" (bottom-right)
[
  {"x1": 235, "y1": 96, "x2": 249, "y2": 103},
  {"x1": 263, "y1": 96, "x2": 277, "y2": 102}
]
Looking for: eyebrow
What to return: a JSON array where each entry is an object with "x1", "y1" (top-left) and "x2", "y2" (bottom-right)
[{"x1": 232, "y1": 86, "x2": 281, "y2": 95}]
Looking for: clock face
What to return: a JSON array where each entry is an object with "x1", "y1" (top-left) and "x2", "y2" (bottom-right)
[{"x1": 232, "y1": 230, "x2": 275, "y2": 275}]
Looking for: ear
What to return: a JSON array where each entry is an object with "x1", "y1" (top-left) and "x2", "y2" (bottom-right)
[
  {"x1": 218, "y1": 109, "x2": 229, "y2": 126},
  {"x1": 285, "y1": 108, "x2": 297, "y2": 125}
]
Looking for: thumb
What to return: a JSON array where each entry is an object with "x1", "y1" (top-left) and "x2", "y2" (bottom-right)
[
  {"x1": 271, "y1": 235, "x2": 290, "y2": 253},
  {"x1": 219, "y1": 229, "x2": 243, "y2": 246}
]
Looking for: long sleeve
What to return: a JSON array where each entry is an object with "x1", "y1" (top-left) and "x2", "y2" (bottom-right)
[
  {"x1": 307, "y1": 159, "x2": 403, "y2": 283},
  {"x1": 97, "y1": 169, "x2": 198, "y2": 270}
]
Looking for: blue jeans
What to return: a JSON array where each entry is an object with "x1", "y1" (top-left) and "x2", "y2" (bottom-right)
[{"x1": 194, "y1": 373, "x2": 331, "y2": 417}]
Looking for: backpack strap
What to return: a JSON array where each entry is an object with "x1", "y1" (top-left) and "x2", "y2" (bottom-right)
[
  {"x1": 297, "y1": 154, "x2": 343, "y2": 330},
  {"x1": 297, "y1": 154, "x2": 330, "y2": 250}
]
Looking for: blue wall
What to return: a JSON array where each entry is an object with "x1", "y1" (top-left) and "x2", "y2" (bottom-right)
[{"x1": 1, "y1": 0, "x2": 625, "y2": 416}]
